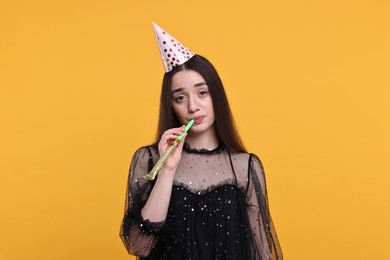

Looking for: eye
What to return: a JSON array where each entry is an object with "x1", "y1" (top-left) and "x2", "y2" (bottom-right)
[
  {"x1": 175, "y1": 95, "x2": 186, "y2": 103},
  {"x1": 198, "y1": 90, "x2": 209, "y2": 97}
]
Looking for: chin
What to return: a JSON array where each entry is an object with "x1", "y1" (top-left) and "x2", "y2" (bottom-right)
[{"x1": 191, "y1": 124, "x2": 214, "y2": 135}]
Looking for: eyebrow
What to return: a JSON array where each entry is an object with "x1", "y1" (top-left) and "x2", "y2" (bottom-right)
[
  {"x1": 171, "y1": 82, "x2": 207, "y2": 94},
  {"x1": 194, "y1": 82, "x2": 207, "y2": 87}
]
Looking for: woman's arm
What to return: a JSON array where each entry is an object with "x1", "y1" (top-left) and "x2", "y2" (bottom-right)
[
  {"x1": 141, "y1": 125, "x2": 186, "y2": 222},
  {"x1": 246, "y1": 154, "x2": 283, "y2": 260},
  {"x1": 120, "y1": 126, "x2": 186, "y2": 257},
  {"x1": 120, "y1": 147, "x2": 160, "y2": 257}
]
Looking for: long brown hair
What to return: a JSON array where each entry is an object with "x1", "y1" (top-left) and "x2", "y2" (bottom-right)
[{"x1": 153, "y1": 54, "x2": 246, "y2": 153}]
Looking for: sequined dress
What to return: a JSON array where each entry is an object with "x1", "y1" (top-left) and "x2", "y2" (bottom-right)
[{"x1": 120, "y1": 144, "x2": 283, "y2": 260}]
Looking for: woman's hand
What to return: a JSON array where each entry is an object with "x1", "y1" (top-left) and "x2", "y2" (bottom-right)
[{"x1": 157, "y1": 125, "x2": 187, "y2": 173}]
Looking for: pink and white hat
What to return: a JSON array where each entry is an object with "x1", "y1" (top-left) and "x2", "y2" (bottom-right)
[{"x1": 152, "y1": 22, "x2": 195, "y2": 73}]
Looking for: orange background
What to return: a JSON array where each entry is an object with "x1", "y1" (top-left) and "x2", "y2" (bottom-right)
[{"x1": 0, "y1": 0, "x2": 389, "y2": 259}]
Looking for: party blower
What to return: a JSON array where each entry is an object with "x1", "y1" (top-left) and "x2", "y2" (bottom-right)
[{"x1": 144, "y1": 119, "x2": 195, "y2": 180}]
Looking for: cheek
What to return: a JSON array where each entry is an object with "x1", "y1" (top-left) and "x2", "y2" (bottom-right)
[
  {"x1": 207, "y1": 98, "x2": 215, "y2": 114},
  {"x1": 172, "y1": 104, "x2": 184, "y2": 118}
]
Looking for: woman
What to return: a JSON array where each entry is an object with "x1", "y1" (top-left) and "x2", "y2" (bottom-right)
[{"x1": 120, "y1": 23, "x2": 282, "y2": 260}]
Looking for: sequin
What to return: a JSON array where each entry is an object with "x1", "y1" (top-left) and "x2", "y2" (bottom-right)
[{"x1": 120, "y1": 145, "x2": 282, "y2": 259}]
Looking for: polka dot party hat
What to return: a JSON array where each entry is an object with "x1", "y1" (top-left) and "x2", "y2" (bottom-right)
[{"x1": 152, "y1": 22, "x2": 195, "y2": 72}]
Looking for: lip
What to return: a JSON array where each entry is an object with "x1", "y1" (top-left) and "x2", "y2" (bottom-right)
[{"x1": 193, "y1": 116, "x2": 204, "y2": 125}]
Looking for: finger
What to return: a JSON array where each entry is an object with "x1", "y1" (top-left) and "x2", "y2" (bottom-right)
[
  {"x1": 170, "y1": 126, "x2": 186, "y2": 135},
  {"x1": 161, "y1": 130, "x2": 180, "y2": 140},
  {"x1": 176, "y1": 133, "x2": 187, "y2": 151},
  {"x1": 162, "y1": 126, "x2": 186, "y2": 141},
  {"x1": 163, "y1": 133, "x2": 180, "y2": 141}
]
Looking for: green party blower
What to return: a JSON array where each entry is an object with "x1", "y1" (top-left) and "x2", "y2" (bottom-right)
[{"x1": 144, "y1": 119, "x2": 195, "y2": 181}]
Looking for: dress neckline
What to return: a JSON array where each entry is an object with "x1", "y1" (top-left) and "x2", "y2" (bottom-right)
[{"x1": 183, "y1": 143, "x2": 225, "y2": 155}]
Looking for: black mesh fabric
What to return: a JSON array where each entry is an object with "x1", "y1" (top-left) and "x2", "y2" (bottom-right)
[{"x1": 120, "y1": 144, "x2": 283, "y2": 260}]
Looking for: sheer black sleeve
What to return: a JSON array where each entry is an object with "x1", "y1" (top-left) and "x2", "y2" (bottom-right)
[
  {"x1": 119, "y1": 146, "x2": 166, "y2": 257},
  {"x1": 246, "y1": 154, "x2": 283, "y2": 260}
]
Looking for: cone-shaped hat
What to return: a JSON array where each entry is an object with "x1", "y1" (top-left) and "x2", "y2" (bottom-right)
[{"x1": 152, "y1": 22, "x2": 195, "y2": 72}]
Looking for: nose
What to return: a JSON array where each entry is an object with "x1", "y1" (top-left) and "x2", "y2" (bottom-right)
[{"x1": 188, "y1": 96, "x2": 200, "y2": 113}]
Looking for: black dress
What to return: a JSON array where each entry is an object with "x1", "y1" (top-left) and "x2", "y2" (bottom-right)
[{"x1": 120, "y1": 144, "x2": 283, "y2": 260}]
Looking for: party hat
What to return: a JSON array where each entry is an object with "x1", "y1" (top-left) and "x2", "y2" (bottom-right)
[{"x1": 152, "y1": 22, "x2": 195, "y2": 72}]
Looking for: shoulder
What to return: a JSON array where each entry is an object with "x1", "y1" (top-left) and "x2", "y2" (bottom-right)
[
  {"x1": 229, "y1": 150, "x2": 250, "y2": 166},
  {"x1": 230, "y1": 151, "x2": 266, "y2": 183},
  {"x1": 229, "y1": 150, "x2": 263, "y2": 167},
  {"x1": 130, "y1": 145, "x2": 159, "y2": 163},
  {"x1": 228, "y1": 150, "x2": 251, "y2": 180},
  {"x1": 133, "y1": 145, "x2": 158, "y2": 155},
  {"x1": 248, "y1": 153, "x2": 264, "y2": 167}
]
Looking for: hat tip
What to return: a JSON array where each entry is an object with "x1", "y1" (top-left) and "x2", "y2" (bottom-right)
[{"x1": 152, "y1": 21, "x2": 160, "y2": 31}]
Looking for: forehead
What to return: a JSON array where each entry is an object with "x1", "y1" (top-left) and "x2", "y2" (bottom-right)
[{"x1": 171, "y1": 70, "x2": 206, "y2": 90}]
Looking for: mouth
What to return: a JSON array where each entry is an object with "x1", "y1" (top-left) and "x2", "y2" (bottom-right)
[{"x1": 193, "y1": 116, "x2": 204, "y2": 125}]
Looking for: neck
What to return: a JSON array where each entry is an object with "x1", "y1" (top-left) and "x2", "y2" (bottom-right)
[{"x1": 185, "y1": 127, "x2": 219, "y2": 150}]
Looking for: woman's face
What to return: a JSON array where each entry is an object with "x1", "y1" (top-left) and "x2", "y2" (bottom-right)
[{"x1": 171, "y1": 70, "x2": 215, "y2": 135}]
